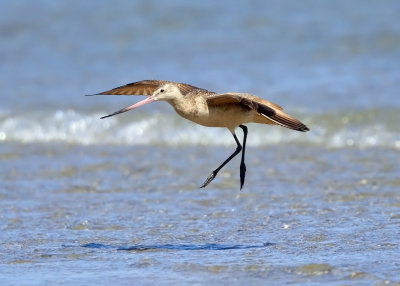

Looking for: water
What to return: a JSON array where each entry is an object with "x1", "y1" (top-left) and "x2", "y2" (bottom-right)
[{"x1": 1, "y1": 0, "x2": 400, "y2": 285}]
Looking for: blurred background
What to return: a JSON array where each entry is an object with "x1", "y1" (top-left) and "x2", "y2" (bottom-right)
[{"x1": 1, "y1": 0, "x2": 400, "y2": 146}]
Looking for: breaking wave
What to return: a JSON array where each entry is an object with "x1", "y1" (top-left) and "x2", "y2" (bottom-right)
[{"x1": 0, "y1": 108, "x2": 399, "y2": 148}]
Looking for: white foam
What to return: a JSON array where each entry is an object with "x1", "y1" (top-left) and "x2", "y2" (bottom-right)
[{"x1": 1, "y1": 109, "x2": 399, "y2": 149}]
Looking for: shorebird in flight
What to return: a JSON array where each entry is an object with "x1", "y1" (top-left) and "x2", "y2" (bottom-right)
[{"x1": 89, "y1": 80, "x2": 309, "y2": 189}]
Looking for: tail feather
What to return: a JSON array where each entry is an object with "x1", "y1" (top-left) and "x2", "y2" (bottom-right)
[
  {"x1": 257, "y1": 103, "x2": 309, "y2": 132},
  {"x1": 271, "y1": 113, "x2": 309, "y2": 132}
]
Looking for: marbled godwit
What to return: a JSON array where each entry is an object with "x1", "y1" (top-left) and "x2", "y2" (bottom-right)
[{"x1": 89, "y1": 80, "x2": 309, "y2": 189}]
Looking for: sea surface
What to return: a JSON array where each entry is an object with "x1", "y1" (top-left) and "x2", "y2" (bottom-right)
[{"x1": 1, "y1": 0, "x2": 400, "y2": 285}]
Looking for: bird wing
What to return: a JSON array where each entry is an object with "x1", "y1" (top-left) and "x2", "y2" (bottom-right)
[
  {"x1": 88, "y1": 80, "x2": 203, "y2": 96},
  {"x1": 207, "y1": 93, "x2": 309, "y2": 132},
  {"x1": 207, "y1": 92, "x2": 283, "y2": 110}
]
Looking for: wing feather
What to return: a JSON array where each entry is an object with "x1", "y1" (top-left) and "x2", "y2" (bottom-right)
[
  {"x1": 89, "y1": 80, "x2": 202, "y2": 96},
  {"x1": 207, "y1": 93, "x2": 309, "y2": 132}
]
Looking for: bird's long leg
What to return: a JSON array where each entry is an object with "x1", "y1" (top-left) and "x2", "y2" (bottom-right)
[
  {"x1": 200, "y1": 126, "x2": 247, "y2": 188},
  {"x1": 238, "y1": 125, "x2": 248, "y2": 190}
]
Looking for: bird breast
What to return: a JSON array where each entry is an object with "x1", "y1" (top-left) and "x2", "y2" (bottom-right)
[{"x1": 169, "y1": 96, "x2": 208, "y2": 121}]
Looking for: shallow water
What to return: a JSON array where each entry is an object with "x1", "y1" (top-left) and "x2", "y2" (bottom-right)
[
  {"x1": 1, "y1": 0, "x2": 400, "y2": 285},
  {"x1": 1, "y1": 143, "x2": 399, "y2": 284}
]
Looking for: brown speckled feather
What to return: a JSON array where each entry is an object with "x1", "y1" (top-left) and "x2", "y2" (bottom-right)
[
  {"x1": 94, "y1": 80, "x2": 204, "y2": 96},
  {"x1": 207, "y1": 93, "x2": 283, "y2": 111},
  {"x1": 207, "y1": 93, "x2": 309, "y2": 132}
]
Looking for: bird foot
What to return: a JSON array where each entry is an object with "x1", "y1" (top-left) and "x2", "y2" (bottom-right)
[
  {"x1": 239, "y1": 163, "x2": 246, "y2": 190},
  {"x1": 200, "y1": 171, "x2": 217, "y2": 188}
]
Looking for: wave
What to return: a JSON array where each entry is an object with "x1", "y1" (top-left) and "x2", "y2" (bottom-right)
[{"x1": 0, "y1": 108, "x2": 399, "y2": 148}]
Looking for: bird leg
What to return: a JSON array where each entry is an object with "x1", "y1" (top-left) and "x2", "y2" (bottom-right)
[
  {"x1": 238, "y1": 125, "x2": 248, "y2": 190},
  {"x1": 200, "y1": 125, "x2": 248, "y2": 189}
]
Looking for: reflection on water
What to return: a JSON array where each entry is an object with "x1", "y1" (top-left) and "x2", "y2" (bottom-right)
[{"x1": 82, "y1": 242, "x2": 273, "y2": 251}]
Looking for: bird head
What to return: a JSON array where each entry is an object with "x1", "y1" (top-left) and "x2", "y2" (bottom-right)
[{"x1": 151, "y1": 83, "x2": 182, "y2": 102}]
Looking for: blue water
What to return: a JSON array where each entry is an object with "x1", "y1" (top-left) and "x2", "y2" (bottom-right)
[{"x1": 1, "y1": 0, "x2": 400, "y2": 285}]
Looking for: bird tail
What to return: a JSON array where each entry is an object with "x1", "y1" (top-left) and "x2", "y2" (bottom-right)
[{"x1": 257, "y1": 104, "x2": 309, "y2": 132}]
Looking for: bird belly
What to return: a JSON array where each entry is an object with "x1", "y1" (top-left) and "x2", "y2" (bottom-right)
[{"x1": 183, "y1": 104, "x2": 254, "y2": 131}]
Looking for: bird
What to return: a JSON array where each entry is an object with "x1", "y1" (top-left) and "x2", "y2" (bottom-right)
[{"x1": 88, "y1": 80, "x2": 309, "y2": 189}]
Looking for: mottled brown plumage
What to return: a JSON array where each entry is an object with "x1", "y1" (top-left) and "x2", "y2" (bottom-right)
[
  {"x1": 97, "y1": 80, "x2": 206, "y2": 96},
  {"x1": 89, "y1": 80, "x2": 309, "y2": 189}
]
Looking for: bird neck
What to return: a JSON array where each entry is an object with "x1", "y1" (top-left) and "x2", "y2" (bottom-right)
[{"x1": 167, "y1": 97, "x2": 194, "y2": 117}]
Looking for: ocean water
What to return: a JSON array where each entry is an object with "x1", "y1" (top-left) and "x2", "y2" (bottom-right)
[{"x1": 1, "y1": 0, "x2": 400, "y2": 285}]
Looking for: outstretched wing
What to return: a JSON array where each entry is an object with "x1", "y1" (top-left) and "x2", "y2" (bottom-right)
[
  {"x1": 207, "y1": 93, "x2": 309, "y2": 132},
  {"x1": 88, "y1": 80, "x2": 203, "y2": 96}
]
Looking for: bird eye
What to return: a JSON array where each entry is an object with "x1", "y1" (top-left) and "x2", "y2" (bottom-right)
[{"x1": 160, "y1": 89, "x2": 164, "y2": 93}]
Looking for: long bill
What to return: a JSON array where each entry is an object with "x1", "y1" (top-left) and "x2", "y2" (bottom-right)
[{"x1": 100, "y1": 96, "x2": 155, "y2": 119}]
